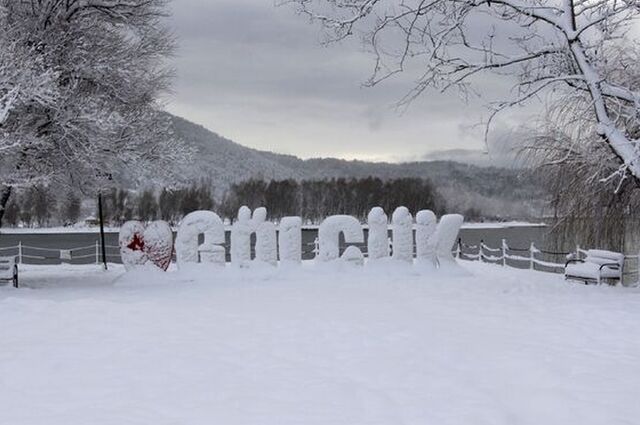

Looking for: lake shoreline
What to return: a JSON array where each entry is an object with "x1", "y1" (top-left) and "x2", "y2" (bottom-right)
[{"x1": 0, "y1": 221, "x2": 547, "y2": 235}]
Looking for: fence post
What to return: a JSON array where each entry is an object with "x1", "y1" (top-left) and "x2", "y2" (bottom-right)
[
  {"x1": 502, "y1": 239, "x2": 507, "y2": 267},
  {"x1": 18, "y1": 241, "x2": 22, "y2": 264},
  {"x1": 530, "y1": 242, "x2": 535, "y2": 270},
  {"x1": 456, "y1": 238, "x2": 462, "y2": 259},
  {"x1": 637, "y1": 249, "x2": 640, "y2": 287},
  {"x1": 313, "y1": 237, "x2": 320, "y2": 259},
  {"x1": 635, "y1": 247, "x2": 640, "y2": 287},
  {"x1": 95, "y1": 240, "x2": 99, "y2": 265},
  {"x1": 480, "y1": 239, "x2": 485, "y2": 263}
]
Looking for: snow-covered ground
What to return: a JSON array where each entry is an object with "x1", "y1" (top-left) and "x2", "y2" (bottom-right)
[{"x1": 1, "y1": 261, "x2": 638, "y2": 425}]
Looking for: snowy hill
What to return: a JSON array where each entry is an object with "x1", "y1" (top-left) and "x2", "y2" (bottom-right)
[
  {"x1": 170, "y1": 116, "x2": 306, "y2": 186},
  {"x1": 421, "y1": 148, "x2": 521, "y2": 168},
  {"x1": 170, "y1": 115, "x2": 546, "y2": 217}
]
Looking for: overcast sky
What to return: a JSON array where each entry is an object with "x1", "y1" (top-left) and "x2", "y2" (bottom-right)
[{"x1": 165, "y1": 0, "x2": 532, "y2": 162}]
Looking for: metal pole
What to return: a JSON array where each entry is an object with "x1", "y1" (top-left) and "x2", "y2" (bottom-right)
[{"x1": 98, "y1": 193, "x2": 108, "y2": 270}]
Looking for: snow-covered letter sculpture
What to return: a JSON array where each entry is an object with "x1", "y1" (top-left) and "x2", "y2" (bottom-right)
[
  {"x1": 367, "y1": 207, "x2": 388, "y2": 260},
  {"x1": 435, "y1": 214, "x2": 464, "y2": 269},
  {"x1": 278, "y1": 216, "x2": 302, "y2": 265},
  {"x1": 176, "y1": 211, "x2": 225, "y2": 268},
  {"x1": 119, "y1": 221, "x2": 147, "y2": 270},
  {"x1": 255, "y1": 219, "x2": 278, "y2": 265},
  {"x1": 391, "y1": 207, "x2": 413, "y2": 262},
  {"x1": 318, "y1": 215, "x2": 364, "y2": 262},
  {"x1": 230, "y1": 206, "x2": 278, "y2": 267},
  {"x1": 119, "y1": 220, "x2": 174, "y2": 271},
  {"x1": 416, "y1": 210, "x2": 438, "y2": 266},
  {"x1": 231, "y1": 206, "x2": 253, "y2": 265}
]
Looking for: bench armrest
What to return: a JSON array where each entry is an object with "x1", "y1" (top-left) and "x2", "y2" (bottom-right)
[
  {"x1": 565, "y1": 259, "x2": 585, "y2": 268},
  {"x1": 599, "y1": 262, "x2": 621, "y2": 271}
]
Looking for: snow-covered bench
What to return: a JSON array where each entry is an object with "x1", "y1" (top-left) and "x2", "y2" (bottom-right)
[
  {"x1": 0, "y1": 256, "x2": 18, "y2": 288},
  {"x1": 565, "y1": 249, "x2": 624, "y2": 285}
]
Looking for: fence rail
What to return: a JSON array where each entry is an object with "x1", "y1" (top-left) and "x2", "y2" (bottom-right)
[
  {"x1": 0, "y1": 240, "x2": 324, "y2": 265},
  {"x1": 0, "y1": 241, "x2": 123, "y2": 264},
  {"x1": 2, "y1": 237, "x2": 639, "y2": 285},
  {"x1": 455, "y1": 238, "x2": 640, "y2": 286}
]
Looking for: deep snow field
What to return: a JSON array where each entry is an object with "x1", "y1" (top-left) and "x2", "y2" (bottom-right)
[{"x1": 1, "y1": 261, "x2": 639, "y2": 425}]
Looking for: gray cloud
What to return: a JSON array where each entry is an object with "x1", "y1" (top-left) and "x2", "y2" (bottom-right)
[{"x1": 165, "y1": 0, "x2": 532, "y2": 163}]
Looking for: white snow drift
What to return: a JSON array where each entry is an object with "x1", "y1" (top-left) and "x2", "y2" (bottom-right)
[{"x1": 1, "y1": 262, "x2": 638, "y2": 425}]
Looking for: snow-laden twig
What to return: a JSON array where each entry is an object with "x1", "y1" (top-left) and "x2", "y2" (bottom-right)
[{"x1": 283, "y1": 0, "x2": 640, "y2": 184}]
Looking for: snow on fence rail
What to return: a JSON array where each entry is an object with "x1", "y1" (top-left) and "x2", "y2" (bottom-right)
[
  {"x1": 456, "y1": 239, "x2": 568, "y2": 271},
  {"x1": 0, "y1": 241, "x2": 324, "y2": 265},
  {"x1": 0, "y1": 241, "x2": 122, "y2": 264},
  {"x1": 456, "y1": 239, "x2": 640, "y2": 285},
  {"x1": 2, "y1": 230, "x2": 639, "y2": 285}
]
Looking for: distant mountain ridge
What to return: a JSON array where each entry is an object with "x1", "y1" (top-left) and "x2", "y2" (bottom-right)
[{"x1": 170, "y1": 115, "x2": 547, "y2": 218}]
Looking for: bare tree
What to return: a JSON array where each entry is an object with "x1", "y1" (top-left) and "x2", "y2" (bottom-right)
[
  {"x1": 283, "y1": 0, "x2": 640, "y2": 184},
  {"x1": 0, "y1": 0, "x2": 190, "y2": 226},
  {"x1": 518, "y1": 35, "x2": 640, "y2": 250}
]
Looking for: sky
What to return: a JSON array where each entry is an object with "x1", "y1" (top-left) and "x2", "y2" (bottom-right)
[{"x1": 165, "y1": 0, "x2": 532, "y2": 163}]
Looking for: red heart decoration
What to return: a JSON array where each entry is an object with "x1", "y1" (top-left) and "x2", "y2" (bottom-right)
[{"x1": 119, "y1": 221, "x2": 174, "y2": 271}]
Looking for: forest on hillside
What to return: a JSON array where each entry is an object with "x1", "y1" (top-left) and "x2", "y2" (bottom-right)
[{"x1": 1, "y1": 177, "x2": 447, "y2": 227}]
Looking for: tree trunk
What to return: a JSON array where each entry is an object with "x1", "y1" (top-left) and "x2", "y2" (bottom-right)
[{"x1": 0, "y1": 185, "x2": 13, "y2": 228}]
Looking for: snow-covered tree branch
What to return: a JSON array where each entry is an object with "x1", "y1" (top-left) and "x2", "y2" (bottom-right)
[
  {"x1": 0, "y1": 0, "x2": 190, "y2": 225},
  {"x1": 283, "y1": 0, "x2": 640, "y2": 184}
]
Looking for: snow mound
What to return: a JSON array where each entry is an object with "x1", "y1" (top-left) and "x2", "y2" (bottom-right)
[{"x1": 341, "y1": 245, "x2": 364, "y2": 267}]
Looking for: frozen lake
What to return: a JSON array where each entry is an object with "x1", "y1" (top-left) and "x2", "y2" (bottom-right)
[{"x1": 0, "y1": 223, "x2": 550, "y2": 266}]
